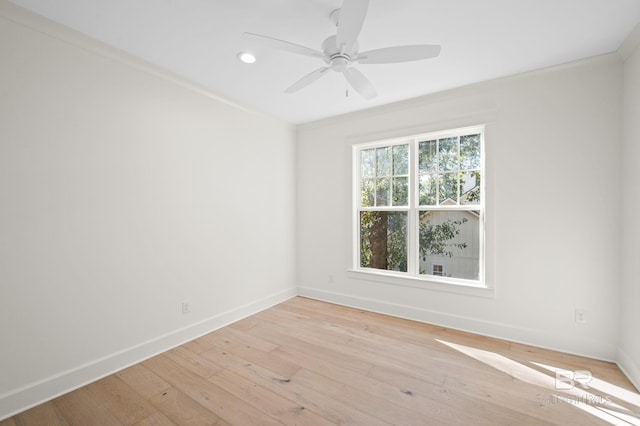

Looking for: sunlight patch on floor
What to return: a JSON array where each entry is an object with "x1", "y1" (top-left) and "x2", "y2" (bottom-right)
[
  {"x1": 532, "y1": 361, "x2": 640, "y2": 408},
  {"x1": 437, "y1": 339, "x2": 640, "y2": 426}
]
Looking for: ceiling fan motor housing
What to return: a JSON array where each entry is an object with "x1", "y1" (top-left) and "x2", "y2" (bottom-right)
[{"x1": 322, "y1": 35, "x2": 358, "y2": 72}]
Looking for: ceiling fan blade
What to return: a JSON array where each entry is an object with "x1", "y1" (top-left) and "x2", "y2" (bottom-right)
[
  {"x1": 357, "y1": 45, "x2": 441, "y2": 64},
  {"x1": 244, "y1": 32, "x2": 323, "y2": 58},
  {"x1": 343, "y1": 67, "x2": 377, "y2": 100},
  {"x1": 285, "y1": 67, "x2": 330, "y2": 93},
  {"x1": 336, "y1": 0, "x2": 369, "y2": 53}
]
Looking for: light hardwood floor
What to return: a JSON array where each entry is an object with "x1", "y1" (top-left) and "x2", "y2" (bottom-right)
[{"x1": 2, "y1": 297, "x2": 639, "y2": 425}]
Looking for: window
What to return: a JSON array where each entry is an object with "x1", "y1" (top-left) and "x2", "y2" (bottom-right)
[
  {"x1": 354, "y1": 126, "x2": 484, "y2": 286},
  {"x1": 432, "y1": 263, "x2": 444, "y2": 276}
]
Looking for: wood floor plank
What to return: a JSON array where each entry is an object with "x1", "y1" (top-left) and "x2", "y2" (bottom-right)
[
  {"x1": 227, "y1": 315, "x2": 263, "y2": 332},
  {"x1": 53, "y1": 387, "x2": 123, "y2": 426},
  {"x1": 179, "y1": 337, "x2": 217, "y2": 356},
  {"x1": 133, "y1": 412, "x2": 176, "y2": 426},
  {"x1": 199, "y1": 344, "x2": 390, "y2": 425},
  {"x1": 208, "y1": 368, "x2": 335, "y2": 426},
  {"x1": 143, "y1": 354, "x2": 284, "y2": 426},
  {"x1": 9, "y1": 402, "x2": 69, "y2": 426},
  {"x1": 210, "y1": 327, "x2": 280, "y2": 353},
  {"x1": 256, "y1": 307, "x2": 450, "y2": 386},
  {"x1": 147, "y1": 387, "x2": 223, "y2": 426},
  {"x1": 164, "y1": 346, "x2": 225, "y2": 380},
  {"x1": 5, "y1": 297, "x2": 639, "y2": 425},
  {"x1": 199, "y1": 331, "x2": 300, "y2": 379},
  {"x1": 85, "y1": 375, "x2": 157, "y2": 425},
  {"x1": 293, "y1": 366, "x2": 439, "y2": 425},
  {"x1": 117, "y1": 364, "x2": 172, "y2": 400},
  {"x1": 234, "y1": 316, "x2": 376, "y2": 375}
]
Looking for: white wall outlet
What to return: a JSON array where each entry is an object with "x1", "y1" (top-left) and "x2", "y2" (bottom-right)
[
  {"x1": 181, "y1": 301, "x2": 191, "y2": 315},
  {"x1": 575, "y1": 308, "x2": 587, "y2": 324}
]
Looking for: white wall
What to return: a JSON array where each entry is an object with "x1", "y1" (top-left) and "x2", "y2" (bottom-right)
[
  {"x1": 0, "y1": 2, "x2": 296, "y2": 418},
  {"x1": 297, "y1": 54, "x2": 623, "y2": 361},
  {"x1": 619, "y1": 29, "x2": 640, "y2": 390}
]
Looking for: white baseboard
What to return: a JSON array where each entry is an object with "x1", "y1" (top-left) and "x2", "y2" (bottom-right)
[
  {"x1": 297, "y1": 286, "x2": 618, "y2": 363},
  {"x1": 617, "y1": 347, "x2": 640, "y2": 392},
  {"x1": 0, "y1": 287, "x2": 297, "y2": 421}
]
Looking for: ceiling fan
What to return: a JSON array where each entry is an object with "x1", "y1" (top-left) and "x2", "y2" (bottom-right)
[{"x1": 244, "y1": 0, "x2": 441, "y2": 100}]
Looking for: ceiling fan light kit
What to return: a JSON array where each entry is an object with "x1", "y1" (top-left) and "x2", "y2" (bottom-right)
[{"x1": 244, "y1": 0, "x2": 441, "y2": 100}]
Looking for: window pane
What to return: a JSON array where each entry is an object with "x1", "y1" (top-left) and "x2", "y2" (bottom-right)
[
  {"x1": 392, "y1": 177, "x2": 408, "y2": 206},
  {"x1": 361, "y1": 149, "x2": 376, "y2": 178},
  {"x1": 360, "y1": 211, "x2": 407, "y2": 272},
  {"x1": 439, "y1": 172, "x2": 458, "y2": 204},
  {"x1": 376, "y1": 178, "x2": 390, "y2": 206},
  {"x1": 376, "y1": 147, "x2": 391, "y2": 176},
  {"x1": 419, "y1": 140, "x2": 437, "y2": 174},
  {"x1": 418, "y1": 210, "x2": 479, "y2": 280},
  {"x1": 438, "y1": 137, "x2": 458, "y2": 171},
  {"x1": 393, "y1": 144, "x2": 409, "y2": 175},
  {"x1": 460, "y1": 171, "x2": 481, "y2": 205},
  {"x1": 361, "y1": 178, "x2": 375, "y2": 207},
  {"x1": 460, "y1": 134, "x2": 481, "y2": 170},
  {"x1": 419, "y1": 174, "x2": 437, "y2": 205}
]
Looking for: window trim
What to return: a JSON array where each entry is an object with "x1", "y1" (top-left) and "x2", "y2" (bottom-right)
[{"x1": 352, "y1": 125, "x2": 486, "y2": 289}]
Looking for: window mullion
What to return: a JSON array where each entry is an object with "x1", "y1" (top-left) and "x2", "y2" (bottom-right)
[
  {"x1": 354, "y1": 147, "x2": 361, "y2": 270},
  {"x1": 435, "y1": 139, "x2": 440, "y2": 205},
  {"x1": 407, "y1": 139, "x2": 417, "y2": 276},
  {"x1": 457, "y1": 135, "x2": 461, "y2": 205}
]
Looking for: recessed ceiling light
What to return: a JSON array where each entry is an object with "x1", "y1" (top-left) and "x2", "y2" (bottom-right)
[{"x1": 237, "y1": 52, "x2": 256, "y2": 64}]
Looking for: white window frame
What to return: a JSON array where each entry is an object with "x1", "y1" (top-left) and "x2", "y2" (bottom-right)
[{"x1": 352, "y1": 125, "x2": 486, "y2": 289}]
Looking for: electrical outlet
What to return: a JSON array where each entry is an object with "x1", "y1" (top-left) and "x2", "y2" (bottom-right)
[
  {"x1": 182, "y1": 301, "x2": 191, "y2": 315},
  {"x1": 575, "y1": 308, "x2": 587, "y2": 324}
]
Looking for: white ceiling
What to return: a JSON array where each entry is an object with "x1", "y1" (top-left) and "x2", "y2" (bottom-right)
[{"x1": 8, "y1": 0, "x2": 640, "y2": 124}]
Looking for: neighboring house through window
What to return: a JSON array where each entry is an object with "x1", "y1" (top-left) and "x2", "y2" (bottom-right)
[{"x1": 354, "y1": 126, "x2": 484, "y2": 286}]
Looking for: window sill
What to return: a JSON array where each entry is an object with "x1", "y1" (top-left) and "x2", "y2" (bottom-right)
[{"x1": 347, "y1": 269, "x2": 495, "y2": 299}]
